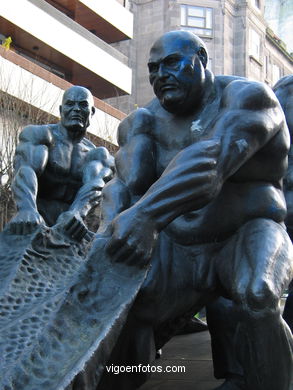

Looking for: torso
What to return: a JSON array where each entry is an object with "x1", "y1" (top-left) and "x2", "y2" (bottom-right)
[
  {"x1": 38, "y1": 124, "x2": 94, "y2": 204},
  {"x1": 146, "y1": 78, "x2": 287, "y2": 244}
]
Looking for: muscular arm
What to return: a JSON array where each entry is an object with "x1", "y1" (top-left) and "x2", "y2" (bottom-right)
[
  {"x1": 98, "y1": 108, "x2": 157, "y2": 232},
  {"x1": 55, "y1": 146, "x2": 115, "y2": 241},
  {"x1": 214, "y1": 80, "x2": 288, "y2": 180},
  {"x1": 10, "y1": 125, "x2": 52, "y2": 234},
  {"x1": 69, "y1": 146, "x2": 114, "y2": 218}
]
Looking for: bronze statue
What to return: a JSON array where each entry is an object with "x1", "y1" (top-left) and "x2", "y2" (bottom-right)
[
  {"x1": 0, "y1": 35, "x2": 292, "y2": 390},
  {"x1": 97, "y1": 31, "x2": 293, "y2": 390},
  {"x1": 9, "y1": 85, "x2": 114, "y2": 239},
  {"x1": 0, "y1": 86, "x2": 118, "y2": 390}
]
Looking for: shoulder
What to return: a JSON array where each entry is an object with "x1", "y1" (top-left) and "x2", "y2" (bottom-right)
[
  {"x1": 273, "y1": 75, "x2": 293, "y2": 110},
  {"x1": 220, "y1": 78, "x2": 278, "y2": 111},
  {"x1": 273, "y1": 75, "x2": 293, "y2": 135},
  {"x1": 215, "y1": 75, "x2": 246, "y2": 90},
  {"x1": 19, "y1": 124, "x2": 53, "y2": 146},
  {"x1": 273, "y1": 75, "x2": 293, "y2": 95},
  {"x1": 117, "y1": 106, "x2": 155, "y2": 146}
]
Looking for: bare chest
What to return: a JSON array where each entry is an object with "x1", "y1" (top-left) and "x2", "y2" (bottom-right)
[
  {"x1": 154, "y1": 110, "x2": 218, "y2": 175},
  {"x1": 46, "y1": 140, "x2": 89, "y2": 182}
]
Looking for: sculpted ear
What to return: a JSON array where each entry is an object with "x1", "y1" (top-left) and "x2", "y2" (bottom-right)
[
  {"x1": 91, "y1": 106, "x2": 95, "y2": 116},
  {"x1": 198, "y1": 47, "x2": 208, "y2": 69}
]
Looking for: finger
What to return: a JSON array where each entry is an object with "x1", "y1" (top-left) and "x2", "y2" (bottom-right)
[
  {"x1": 64, "y1": 216, "x2": 76, "y2": 231},
  {"x1": 106, "y1": 236, "x2": 123, "y2": 256},
  {"x1": 15, "y1": 223, "x2": 22, "y2": 236},
  {"x1": 202, "y1": 138, "x2": 221, "y2": 148},
  {"x1": 127, "y1": 250, "x2": 150, "y2": 268},
  {"x1": 26, "y1": 221, "x2": 37, "y2": 233},
  {"x1": 89, "y1": 199, "x2": 100, "y2": 208},
  {"x1": 106, "y1": 240, "x2": 128, "y2": 258},
  {"x1": 68, "y1": 219, "x2": 80, "y2": 234},
  {"x1": 84, "y1": 231, "x2": 94, "y2": 242},
  {"x1": 26, "y1": 248, "x2": 49, "y2": 260},
  {"x1": 9, "y1": 222, "x2": 16, "y2": 234},
  {"x1": 88, "y1": 192, "x2": 101, "y2": 202},
  {"x1": 74, "y1": 225, "x2": 88, "y2": 241},
  {"x1": 102, "y1": 168, "x2": 114, "y2": 183},
  {"x1": 181, "y1": 157, "x2": 218, "y2": 174},
  {"x1": 24, "y1": 222, "x2": 32, "y2": 234},
  {"x1": 194, "y1": 143, "x2": 221, "y2": 158},
  {"x1": 66, "y1": 217, "x2": 85, "y2": 236},
  {"x1": 68, "y1": 220, "x2": 87, "y2": 240},
  {"x1": 112, "y1": 244, "x2": 136, "y2": 263}
]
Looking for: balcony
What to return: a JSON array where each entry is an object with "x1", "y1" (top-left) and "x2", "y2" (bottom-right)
[
  {"x1": 0, "y1": 46, "x2": 125, "y2": 144},
  {"x1": 0, "y1": 0, "x2": 132, "y2": 98},
  {"x1": 45, "y1": 0, "x2": 133, "y2": 43}
]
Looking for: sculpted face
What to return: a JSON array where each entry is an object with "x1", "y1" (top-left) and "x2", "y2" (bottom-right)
[
  {"x1": 148, "y1": 31, "x2": 207, "y2": 114},
  {"x1": 60, "y1": 86, "x2": 95, "y2": 135}
]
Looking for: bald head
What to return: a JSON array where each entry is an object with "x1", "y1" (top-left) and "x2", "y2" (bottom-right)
[
  {"x1": 62, "y1": 86, "x2": 94, "y2": 107},
  {"x1": 150, "y1": 31, "x2": 208, "y2": 69}
]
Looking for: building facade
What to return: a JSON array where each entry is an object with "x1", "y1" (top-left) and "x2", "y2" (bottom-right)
[
  {"x1": 0, "y1": 0, "x2": 133, "y2": 144},
  {"x1": 107, "y1": 0, "x2": 293, "y2": 114}
]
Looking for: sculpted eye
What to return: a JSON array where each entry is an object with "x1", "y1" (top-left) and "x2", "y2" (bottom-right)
[
  {"x1": 164, "y1": 56, "x2": 180, "y2": 69},
  {"x1": 166, "y1": 58, "x2": 178, "y2": 67},
  {"x1": 148, "y1": 63, "x2": 159, "y2": 73}
]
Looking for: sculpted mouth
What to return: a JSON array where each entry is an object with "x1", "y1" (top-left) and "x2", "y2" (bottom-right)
[{"x1": 160, "y1": 84, "x2": 178, "y2": 92}]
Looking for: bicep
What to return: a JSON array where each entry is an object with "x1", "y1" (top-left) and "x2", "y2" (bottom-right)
[
  {"x1": 99, "y1": 177, "x2": 131, "y2": 229},
  {"x1": 215, "y1": 82, "x2": 286, "y2": 179},
  {"x1": 14, "y1": 141, "x2": 49, "y2": 176},
  {"x1": 14, "y1": 125, "x2": 51, "y2": 175},
  {"x1": 99, "y1": 107, "x2": 156, "y2": 226},
  {"x1": 116, "y1": 133, "x2": 156, "y2": 196},
  {"x1": 99, "y1": 133, "x2": 156, "y2": 228},
  {"x1": 82, "y1": 146, "x2": 114, "y2": 185}
]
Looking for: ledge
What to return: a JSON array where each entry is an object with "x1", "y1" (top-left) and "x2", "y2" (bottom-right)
[
  {"x1": 0, "y1": 46, "x2": 126, "y2": 121},
  {"x1": 249, "y1": 55, "x2": 263, "y2": 67}
]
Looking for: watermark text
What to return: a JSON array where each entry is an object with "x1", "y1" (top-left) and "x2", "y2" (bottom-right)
[{"x1": 105, "y1": 363, "x2": 186, "y2": 375}]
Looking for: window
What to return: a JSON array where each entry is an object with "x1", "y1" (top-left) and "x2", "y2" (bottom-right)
[
  {"x1": 180, "y1": 5, "x2": 213, "y2": 37},
  {"x1": 249, "y1": 28, "x2": 261, "y2": 61},
  {"x1": 272, "y1": 64, "x2": 281, "y2": 85},
  {"x1": 252, "y1": 0, "x2": 260, "y2": 9},
  {"x1": 265, "y1": 55, "x2": 270, "y2": 79}
]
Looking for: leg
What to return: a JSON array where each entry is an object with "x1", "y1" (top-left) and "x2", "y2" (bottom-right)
[
  {"x1": 283, "y1": 281, "x2": 293, "y2": 332},
  {"x1": 98, "y1": 313, "x2": 155, "y2": 390},
  {"x1": 282, "y1": 223, "x2": 293, "y2": 332},
  {"x1": 216, "y1": 219, "x2": 293, "y2": 390},
  {"x1": 97, "y1": 233, "x2": 217, "y2": 389},
  {"x1": 206, "y1": 297, "x2": 244, "y2": 389}
]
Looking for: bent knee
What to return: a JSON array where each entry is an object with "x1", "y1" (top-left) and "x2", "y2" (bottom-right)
[{"x1": 245, "y1": 279, "x2": 279, "y2": 311}]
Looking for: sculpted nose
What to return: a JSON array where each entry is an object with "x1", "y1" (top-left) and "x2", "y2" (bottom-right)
[
  {"x1": 73, "y1": 103, "x2": 81, "y2": 111},
  {"x1": 158, "y1": 64, "x2": 168, "y2": 79}
]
